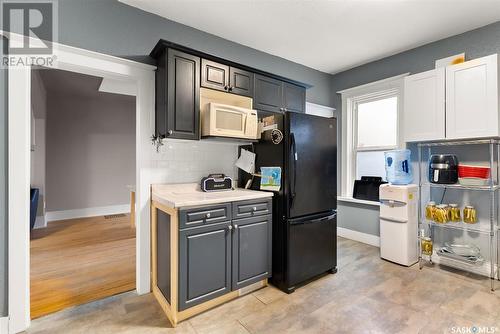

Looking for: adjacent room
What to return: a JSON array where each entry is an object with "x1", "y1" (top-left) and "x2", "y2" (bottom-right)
[
  {"x1": 29, "y1": 68, "x2": 137, "y2": 319},
  {"x1": 3, "y1": 1, "x2": 500, "y2": 334}
]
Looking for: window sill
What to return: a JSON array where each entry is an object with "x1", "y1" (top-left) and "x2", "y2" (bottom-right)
[{"x1": 337, "y1": 196, "x2": 380, "y2": 207}]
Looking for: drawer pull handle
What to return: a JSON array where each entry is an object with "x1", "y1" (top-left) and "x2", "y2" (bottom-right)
[
  {"x1": 234, "y1": 224, "x2": 238, "y2": 229},
  {"x1": 252, "y1": 207, "x2": 257, "y2": 212},
  {"x1": 206, "y1": 213, "x2": 211, "y2": 219},
  {"x1": 228, "y1": 225, "x2": 233, "y2": 231}
]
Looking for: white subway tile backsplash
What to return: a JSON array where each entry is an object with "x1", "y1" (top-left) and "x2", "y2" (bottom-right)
[{"x1": 150, "y1": 139, "x2": 239, "y2": 184}]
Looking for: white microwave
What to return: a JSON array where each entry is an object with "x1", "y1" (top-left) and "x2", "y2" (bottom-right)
[{"x1": 202, "y1": 103, "x2": 259, "y2": 140}]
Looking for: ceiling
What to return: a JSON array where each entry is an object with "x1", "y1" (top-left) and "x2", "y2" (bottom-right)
[
  {"x1": 39, "y1": 69, "x2": 103, "y2": 97},
  {"x1": 119, "y1": 0, "x2": 500, "y2": 74},
  {"x1": 38, "y1": 69, "x2": 136, "y2": 101}
]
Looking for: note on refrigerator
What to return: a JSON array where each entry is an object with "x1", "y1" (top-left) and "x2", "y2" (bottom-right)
[
  {"x1": 260, "y1": 167, "x2": 281, "y2": 191},
  {"x1": 235, "y1": 149, "x2": 256, "y2": 174}
]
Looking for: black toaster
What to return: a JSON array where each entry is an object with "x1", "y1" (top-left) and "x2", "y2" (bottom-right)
[
  {"x1": 200, "y1": 174, "x2": 233, "y2": 192},
  {"x1": 429, "y1": 154, "x2": 458, "y2": 184}
]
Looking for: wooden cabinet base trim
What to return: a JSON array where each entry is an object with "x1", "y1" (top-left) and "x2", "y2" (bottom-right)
[
  {"x1": 152, "y1": 285, "x2": 177, "y2": 326},
  {"x1": 177, "y1": 290, "x2": 239, "y2": 322},
  {"x1": 152, "y1": 199, "x2": 269, "y2": 327}
]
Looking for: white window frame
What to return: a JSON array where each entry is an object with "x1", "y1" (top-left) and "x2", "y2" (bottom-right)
[{"x1": 338, "y1": 73, "x2": 409, "y2": 203}]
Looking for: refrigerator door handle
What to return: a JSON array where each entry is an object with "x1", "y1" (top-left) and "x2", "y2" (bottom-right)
[
  {"x1": 289, "y1": 212, "x2": 337, "y2": 225},
  {"x1": 289, "y1": 133, "x2": 297, "y2": 207}
]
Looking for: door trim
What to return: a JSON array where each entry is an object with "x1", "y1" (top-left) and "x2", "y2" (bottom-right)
[{"x1": 4, "y1": 31, "x2": 156, "y2": 333}]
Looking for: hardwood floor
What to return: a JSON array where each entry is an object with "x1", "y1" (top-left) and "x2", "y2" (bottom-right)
[
  {"x1": 30, "y1": 214, "x2": 136, "y2": 319},
  {"x1": 28, "y1": 237, "x2": 500, "y2": 333}
]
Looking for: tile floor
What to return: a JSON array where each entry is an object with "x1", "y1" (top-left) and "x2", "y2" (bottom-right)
[{"x1": 27, "y1": 237, "x2": 500, "y2": 334}]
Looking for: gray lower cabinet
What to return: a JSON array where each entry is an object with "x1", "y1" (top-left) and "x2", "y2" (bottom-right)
[
  {"x1": 177, "y1": 200, "x2": 272, "y2": 311},
  {"x1": 232, "y1": 215, "x2": 272, "y2": 290},
  {"x1": 178, "y1": 221, "x2": 232, "y2": 311}
]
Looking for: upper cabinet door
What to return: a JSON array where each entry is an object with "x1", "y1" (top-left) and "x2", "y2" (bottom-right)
[
  {"x1": 201, "y1": 59, "x2": 230, "y2": 92},
  {"x1": 403, "y1": 68, "x2": 445, "y2": 142},
  {"x1": 167, "y1": 49, "x2": 200, "y2": 140},
  {"x1": 229, "y1": 67, "x2": 254, "y2": 97},
  {"x1": 283, "y1": 82, "x2": 306, "y2": 113},
  {"x1": 254, "y1": 74, "x2": 283, "y2": 113},
  {"x1": 446, "y1": 54, "x2": 498, "y2": 140}
]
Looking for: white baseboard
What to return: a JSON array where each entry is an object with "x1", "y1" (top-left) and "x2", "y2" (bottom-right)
[
  {"x1": 338, "y1": 227, "x2": 380, "y2": 247},
  {"x1": 0, "y1": 317, "x2": 8, "y2": 334},
  {"x1": 45, "y1": 204, "x2": 129, "y2": 222}
]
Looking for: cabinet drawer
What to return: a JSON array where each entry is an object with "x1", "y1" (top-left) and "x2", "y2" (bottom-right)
[
  {"x1": 180, "y1": 204, "x2": 232, "y2": 229},
  {"x1": 232, "y1": 198, "x2": 272, "y2": 219}
]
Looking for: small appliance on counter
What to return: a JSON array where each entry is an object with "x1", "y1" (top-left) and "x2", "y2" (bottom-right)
[
  {"x1": 200, "y1": 174, "x2": 233, "y2": 192},
  {"x1": 429, "y1": 154, "x2": 458, "y2": 184}
]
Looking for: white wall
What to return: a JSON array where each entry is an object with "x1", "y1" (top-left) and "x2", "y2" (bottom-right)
[{"x1": 150, "y1": 139, "x2": 239, "y2": 185}]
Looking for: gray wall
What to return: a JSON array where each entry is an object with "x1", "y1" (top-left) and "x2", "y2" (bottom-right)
[
  {"x1": 56, "y1": 0, "x2": 333, "y2": 107},
  {"x1": 333, "y1": 21, "x2": 500, "y2": 236},
  {"x1": 46, "y1": 91, "x2": 136, "y2": 212},
  {"x1": 0, "y1": 36, "x2": 7, "y2": 317}
]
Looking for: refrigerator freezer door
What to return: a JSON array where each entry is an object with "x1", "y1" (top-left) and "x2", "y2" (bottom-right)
[
  {"x1": 380, "y1": 218, "x2": 418, "y2": 266},
  {"x1": 287, "y1": 113, "x2": 337, "y2": 218},
  {"x1": 288, "y1": 212, "x2": 337, "y2": 287}
]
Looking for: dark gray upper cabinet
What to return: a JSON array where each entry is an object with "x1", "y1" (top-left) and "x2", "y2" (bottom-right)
[
  {"x1": 229, "y1": 67, "x2": 254, "y2": 97},
  {"x1": 151, "y1": 40, "x2": 308, "y2": 136},
  {"x1": 254, "y1": 74, "x2": 283, "y2": 113},
  {"x1": 283, "y1": 82, "x2": 306, "y2": 113},
  {"x1": 254, "y1": 74, "x2": 306, "y2": 114},
  {"x1": 201, "y1": 59, "x2": 254, "y2": 97},
  {"x1": 156, "y1": 48, "x2": 200, "y2": 140},
  {"x1": 232, "y1": 214, "x2": 272, "y2": 290},
  {"x1": 178, "y1": 222, "x2": 232, "y2": 311},
  {"x1": 201, "y1": 59, "x2": 230, "y2": 92}
]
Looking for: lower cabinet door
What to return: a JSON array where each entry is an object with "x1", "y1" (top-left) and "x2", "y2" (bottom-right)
[
  {"x1": 179, "y1": 222, "x2": 232, "y2": 311},
  {"x1": 232, "y1": 215, "x2": 272, "y2": 290}
]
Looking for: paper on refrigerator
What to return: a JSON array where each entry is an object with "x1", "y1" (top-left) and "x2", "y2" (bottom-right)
[{"x1": 235, "y1": 149, "x2": 256, "y2": 174}]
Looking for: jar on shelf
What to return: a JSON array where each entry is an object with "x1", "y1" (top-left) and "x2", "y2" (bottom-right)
[
  {"x1": 421, "y1": 237, "x2": 433, "y2": 256},
  {"x1": 434, "y1": 204, "x2": 449, "y2": 224},
  {"x1": 463, "y1": 205, "x2": 477, "y2": 224},
  {"x1": 449, "y1": 204, "x2": 461, "y2": 222},
  {"x1": 425, "y1": 201, "x2": 436, "y2": 220}
]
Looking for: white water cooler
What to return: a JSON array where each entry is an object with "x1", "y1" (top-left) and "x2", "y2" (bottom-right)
[{"x1": 379, "y1": 184, "x2": 419, "y2": 266}]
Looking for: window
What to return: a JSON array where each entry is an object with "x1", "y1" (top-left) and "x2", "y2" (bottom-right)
[
  {"x1": 355, "y1": 95, "x2": 398, "y2": 181},
  {"x1": 339, "y1": 74, "x2": 407, "y2": 201}
]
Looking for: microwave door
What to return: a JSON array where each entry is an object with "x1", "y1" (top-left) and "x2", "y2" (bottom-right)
[{"x1": 215, "y1": 108, "x2": 245, "y2": 137}]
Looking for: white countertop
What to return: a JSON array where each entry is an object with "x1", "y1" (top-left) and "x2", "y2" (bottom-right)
[{"x1": 152, "y1": 183, "x2": 273, "y2": 209}]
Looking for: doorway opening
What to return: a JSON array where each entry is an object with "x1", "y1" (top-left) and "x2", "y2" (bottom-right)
[{"x1": 29, "y1": 68, "x2": 137, "y2": 319}]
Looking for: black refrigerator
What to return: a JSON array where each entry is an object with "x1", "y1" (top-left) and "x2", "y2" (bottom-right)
[{"x1": 239, "y1": 112, "x2": 337, "y2": 293}]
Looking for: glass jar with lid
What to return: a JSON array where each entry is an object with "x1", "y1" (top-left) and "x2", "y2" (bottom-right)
[
  {"x1": 421, "y1": 237, "x2": 433, "y2": 256},
  {"x1": 434, "y1": 204, "x2": 449, "y2": 224},
  {"x1": 448, "y1": 204, "x2": 461, "y2": 222},
  {"x1": 425, "y1": 201, "x2": 436, "y2": 221}
]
